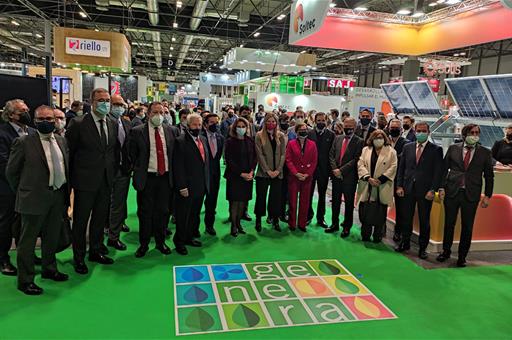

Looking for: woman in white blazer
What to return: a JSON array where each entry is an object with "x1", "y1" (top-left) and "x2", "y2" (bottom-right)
[{"x1": 357, "y1": 129, "x2": 398, "y2": 243}]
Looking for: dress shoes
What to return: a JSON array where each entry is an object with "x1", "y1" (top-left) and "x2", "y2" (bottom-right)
[
  {"x1": 418, "y1": 250, "x2": 428, "y2": 260},
  {"x1": 457, "y1": 258, "x2": 467, "y2": 268},
  {"x1": 306, "y1": 219, "x2": 312, "y2": 226},
  {"x1": 298, "y1": 227, "x2": 307, "y2": 233},
  {"x1": 18, "y1": 282, "x2": 43, "y2": 296},
  {"x1": 395, "y1": 244, "x2": 410, "y2": 253},
  {"x1": 186, "y1": 240, "x2": 202, "y2": 247},
  {"x1": 325, "y1": 226, "x2": 339, "y2": 234},
  {"x1": 266, "y1": 217, "x2": 272, "y2": 224},
  {"x1": 392, "y1": 232, "x2": 401, "y2": 243},
  {"x1": 205, "y1": 227, "x2": 217, "y2": 236},
  {"x1": 255, "y1": 219, "x2": 262, "y2": 232},
  {"x1": 88, "y1": 253, "x2": 114, "y2": 265},
  {"x1": 99, "y1": 244, "x2": 109, "y2": 256},
  {"x1": 273, "y1": 221, "x2": 282, "y2": 232},
  {"x1": 237, "y1": 227, "x2": 247, "y2": 235},
  {"x1": 176, "y1": 246, "x2": 188, "y2": 255},
  {"x1": 241, "y1": 213, "x2": 252, "y2": 221},
  {"x1": 1, "y1": 260, "x2": 17, "y2": 276},
  {"x1": 74, "y1": 261, "x2": 89, "y2": 275},
  {"x1": 436, "y1": 252, "x2": 451, "y2": 262},
  {"x1": 340, "y1": 229, "x2": 351, "y2": 238},
  {"x1": 34, "y1": 255, "x2": 42, "y2": 266},
  {"x1": 42, "y1": 271, "x2": 69, "y2": 282},
  {"x1": 107, "y1": 239, "x2": 127, "y2": 251},
  {"x1": 156, "y1": 243, "x2": 172, "y2": 255},
  {"x1": 317, "y1": 220, "x2": 328, "y2": 228},
  {"x1": 121, "y1": 224, "x2": 130, "y2": 232},
  {"x1": 135, "y1": 245, "x2": 149, "y2": 258}
]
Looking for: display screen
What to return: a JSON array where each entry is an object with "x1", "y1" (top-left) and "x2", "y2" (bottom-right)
[{"x1": 52, "y1": 76, "x2": 70, "y2": 94}]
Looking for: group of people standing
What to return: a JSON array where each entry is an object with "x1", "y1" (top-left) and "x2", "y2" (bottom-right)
[{"x1": 0, "y1": 87, "x2": 501, "y2": 296}]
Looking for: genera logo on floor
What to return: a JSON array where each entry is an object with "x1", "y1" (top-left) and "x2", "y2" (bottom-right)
[{"x1": 173, "y1": 259, "x2": 396, "y2": 335}]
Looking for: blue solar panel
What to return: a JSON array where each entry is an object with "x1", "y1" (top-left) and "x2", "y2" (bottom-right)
[
  {"x1": 445, "y1": 78, "x2": 496, "y2": 118},
  {"x1": 381, "y1": 84, "x2": 415, "y2": 114},
  {"x1": 403, "y1": 82, "x2": 442, "y2": 116},
  {"x1": 483, "y1": 76, "x2": 512, "y2": 119}
]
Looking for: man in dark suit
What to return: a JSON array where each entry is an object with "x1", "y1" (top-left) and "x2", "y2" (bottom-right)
[
  {"x1": 129, "y1": 102, "x2": 178, "y2": 258},
  {"x1": 354, "y1": 109, "x2": 376, "y2": 144},
  {"x1": 177, "y1": 109, "x2": 190, "y2": 135},
  {"x1": 307, "y1": 112, "x2": 335, "y2": 228},
  {"x1": 202, "y1": 113, "x2": 224, "y2": 236},
  {"x1": 401, "y1": 115, "x2": 416, "y2": 142},
  {"x1": 396, "y1": 122, "x2": 443, "y2": 259},
  {"x1": 327, "y1": 117, "x2": 364, "y2": 237},
  {"x1": 0, "y1": 99, "x2": 36, "y2": 276},
  {"x1": 388, "y1": 119, "x2": 410, "y2": 242},
  {"x1": 65, "y1": 100, "x2": 82, "y2": 126},
  {"x1": 6, "y1": 105, "x2": 69, "y2": 295},
  {"x1": 131, "y1": 107, "x2": 146, "y2": 127},
  {"x1": 173, "y1": 113, "x2": 210, "y2": 255},
  {"x1": 437, "y1": 124, "x2": 494, "y2": 267},
  {"x1": 107, "y1": 94, "x2": 131, "y2": 251},
  {"x1": 66, "y1": 88, "x2": 119, "y2": 274}
]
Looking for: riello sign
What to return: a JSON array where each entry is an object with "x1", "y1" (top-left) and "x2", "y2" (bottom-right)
[{"x1": 65, "y1": 37, "x2": 111, "y2": 58}]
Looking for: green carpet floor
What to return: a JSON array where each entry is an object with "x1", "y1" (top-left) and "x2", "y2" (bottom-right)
[{"x1": 0, "y1": 177, "x2": 511, "y2": 339}]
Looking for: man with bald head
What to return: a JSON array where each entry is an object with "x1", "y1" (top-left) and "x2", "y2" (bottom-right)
[
  {"x1": 7, "y1": 105, "x2": 69, "y2": 295},
  {"x1": 53, "y1": 109, "x2": 66, "y2": 136},
  {"x1": 66, "y1": 88, "x2": 119, "y2": 274},
  {"x1": 327, "y1": 117, "x2": 364, "y2": 237}
]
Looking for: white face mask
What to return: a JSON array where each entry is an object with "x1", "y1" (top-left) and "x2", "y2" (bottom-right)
[
  {"x1": 465, "y1": 135, "x2": 479, "y2": 145},
  {"x1": 373, "y1": 138, "x2": 385, "y2": 148},
  {"x1": 55, "y1": 119, "x2": 66, "y2": 131},
  {"x1": 150, "y1": 114, "x2": 164, "y2": 127}
]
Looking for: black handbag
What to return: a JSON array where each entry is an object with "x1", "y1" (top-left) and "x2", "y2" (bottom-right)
[{"x1": 358, "y1": 186, "x2": 387, "y2": 227}]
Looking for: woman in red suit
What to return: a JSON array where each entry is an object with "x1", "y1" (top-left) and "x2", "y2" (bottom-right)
[{"x1": 285, "y1": 123, "x2": 318, "y2": 231}]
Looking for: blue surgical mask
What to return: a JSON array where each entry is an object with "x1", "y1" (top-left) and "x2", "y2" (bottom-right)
[
  {"x1": 111, "y1": 106, "x2": 125, "y2": 119},
  {"x1": 416, "y1": 132, "x2": 429, "y2": 143},
  {"x1": 236, "y1": 127, "x2": 246, "y2": 137},
  {"x1": 95, "y1": 102, "x2": 110, "y2": 117}
]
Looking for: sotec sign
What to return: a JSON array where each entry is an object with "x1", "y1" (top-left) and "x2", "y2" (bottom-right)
[
  {"x1": 289, "y1": 0, "x2": 330, "y2": 45},
  {"x1": 65, "y1": 37, "x2": 111, "y2": 58}
]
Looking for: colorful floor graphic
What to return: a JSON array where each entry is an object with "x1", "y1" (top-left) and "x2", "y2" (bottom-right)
[{"x1": 173, "y1": 259, "x2": 397, "y2": 335}]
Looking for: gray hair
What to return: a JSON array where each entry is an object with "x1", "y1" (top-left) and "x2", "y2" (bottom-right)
[
  {"x1": 90, "y1": 88, "x2": 109, "y2": 102},
  {"x1": 187, "y1": 113, "x2": 202, "y2": 126},
  {"x1": 389, "y1": 118, "x2": 402, "y2": 128},
  {"x1": 2, "y1": 99, "x2": 25, "y2": 122},
  {"x1": 34, "y1": 105, "x2": 54, "y2": 118},
  {"x1": 343, "y1": 117, "x2": 357, "y2": 125}
]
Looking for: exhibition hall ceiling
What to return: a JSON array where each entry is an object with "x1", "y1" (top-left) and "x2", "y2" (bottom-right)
[{"x1": 0, "y1": 0, "x2": 511, "y2": 81}]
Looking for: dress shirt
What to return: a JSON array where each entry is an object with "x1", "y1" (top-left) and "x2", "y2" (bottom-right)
[
  {"x1": 402, "y1": 128, "x2": 411, "y2": 139},
  {"x1": 92, "y1": 113, "x2": 109, "y2": 145},
  {"x1": 463, "y1": 143, "x2": 476, "y2": 164},
  {"x1": 38, "y1": 132, "x2": 66, "y2": 187},
  {"x1": 206, "y1": 131, "x2": 217, "y2": 158},
  {"x1": 148, "y1": 124, "x2": 168, "y2": 173},
  {"x1": 9, "y1": 122, "x2": 28, "y2": 137},
  {"x1": 416, "y1": 141, "x2": 428, "y2": 161}
]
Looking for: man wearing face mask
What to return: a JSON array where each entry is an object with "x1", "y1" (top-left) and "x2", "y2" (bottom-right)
[
  {"x1": 173, "y1": 114, "x2": 210, "y2": 255},
  {"x1": 106, "y1": 95, "x2": 132, "y2": 251},
  {"x1": 53, "y1": 109, "x2": 67, "y2": 137},
  {"x1": 327, "y1": 117, "x2": 364, "y2": 237},
  {"x1": 307, "y1": 112, "x2": 335, "y2": 228},
  {"x1": 201, "y1": 113, "x2": 224, "y2": 236},
  {"x1": 6, "y1": 105, "x2": 69, "y2": 295},
  {"x1": 66, "y1": 88, "x2": 119, "y2": 274},
  {"x1": 65, "y1": 101, "x2": 82, "y2": 126},
  {"x1": 437, "y1": 124, "x2": 494, "y2": 267},
  {"x1": 0, "y1": 99, "x2": 36, "y2": 276},
  {"x1": 220, "y1": 108, "x2": 237, "y2": 139},
  {"x1": 401, "y1": 115, "x2": 416, "y2": 142},
  {"x1": 129, "y1": 102, "x2": 178, "y2": 258},
  {"x1": 254, "y1": 104, "x2": 266, "y2": 130},
  {"x1": 131, "y1": 107, "x2": 146, "y2": 127},
  {"x1": 177, "y1": 108, "x2": 190, "y2": 135},
  {"x1": 355, "y1": 109, "x2": 376, "y2": 144},
  {"x1": 239, "y1": 105, "x2": 256, "y2": 139},
  {"x1": 396, "y1": 122, "x2": 443, "y2": 259}
]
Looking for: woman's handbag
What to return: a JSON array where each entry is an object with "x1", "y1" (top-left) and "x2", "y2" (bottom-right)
[{"x1": 358, "y1": 186, "x2": 387, "y2": 227}]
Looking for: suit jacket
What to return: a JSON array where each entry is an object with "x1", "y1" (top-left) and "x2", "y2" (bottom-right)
[
  {"x1": 404, "y1": 129, "x2": 417, "y2": 142},
  {"x1": 255, "y1": 131, "x2": 286, "y2": 179},
  {"x1": 131, "y1": 116, "x2": 145, "y2": 128},
  {"x1": 285, "y1": 139, "x2": 318, "y2": 179},
  {"x1": 357, "y1": 145, "x2": 397, "y2": 205},
  {"x1": 397, "y1": 141, "x2": 444, "y2": 196},
  {"x1": 442, "y1": 143, "x2": 494, "y2": 202},
  {"x1": 329, "y1": 134, "x2": 364, "y2": 186},
  {"x1": 110, "y1": 116, "x2": 133, "y2": 176},
  {"x1": 65, "y1": 113, "x2": 119, "y2": 191},
  {"x1": 224, "y1": 136, "x2": 257, "y2": 179},
  {"x1": 129, "y1": 123, "x2": 179, "y2": 191},
  {"x1": 202, "y1": 130, "x2": 225, "y2": 182},
  {"x1": 355, "y1": 124, "x2": 376, "y2": 144},
  {"x1": 173, "y1": 132, "x2": 210, "y2": 197},
  {"x1": 6, "y1": 133, "x2": 69, "y2": 215},
  {"x1": 308, "y1": 128, "x2": 335, "y2": 180},
  {"x1": 0, "y1": 122, "x2": 36, "y2": 195}
]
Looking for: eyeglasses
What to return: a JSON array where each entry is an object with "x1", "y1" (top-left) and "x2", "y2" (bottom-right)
[{"x1": 96, "y1": 99, "x2": 110, "y2": 103}]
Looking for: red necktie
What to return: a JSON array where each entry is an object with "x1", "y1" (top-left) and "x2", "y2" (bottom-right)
[
  {"x1": 416, "y1": 144, "x2": 423, "y2": 164},
  {"x1": 339, "y1": 137, "x2": 349, "y2": 162},
  {"x1": 154, "y1": 127, "x2": 165, "y2": 175},
  {"x1": 463, "y1": 147, "x2": 472, "y2": 170},
  {"x1": 196, "y1": 138, "x2": 205, "y2": 162}
]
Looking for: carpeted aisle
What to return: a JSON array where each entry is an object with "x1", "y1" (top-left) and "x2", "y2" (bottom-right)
[{"x1": 0, "y1": 176, "x2": 511, "y2": 339}]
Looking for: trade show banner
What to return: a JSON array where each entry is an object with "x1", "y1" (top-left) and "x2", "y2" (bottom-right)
[
  {"x1": 222, "y1": 48, "x2": 316, "y2": 73},
  {"x1": 289, "y1": 0, "x2": 331, "y2": 44},
  {"x1": 257, "y1": 92, "x2": 344, "y2": 113},
  {"x1": 346, "y1": 87, "x2": 389, "y2": 115},
  {"x1": 54, "y1": 27, "x2": 131, "y2": 72}
]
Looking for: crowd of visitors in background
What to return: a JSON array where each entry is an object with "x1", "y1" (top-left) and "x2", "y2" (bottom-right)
[{"x1": 1, "y1": 88, "x2": 510, "y2": 295}]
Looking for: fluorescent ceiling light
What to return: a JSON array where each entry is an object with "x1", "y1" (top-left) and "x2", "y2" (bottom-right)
[
  {"x1": 329, "y1": 3, "x2": 336, "y2": 8},
  {"x1": 254, "y1": 32, "x2": 260, "y2": 37},
  {"x1": 35, "y1": 33, "x2": 42, "y2": 38},
  {"x1": 446, "y1": 0, "x2": 461, "y2": 4},
  {"x1": 300, "y1": 50, "x2": 307, "y2": 54},
  {"x1": 172, "y1": 37, "x2": 176, "y2": 42},
  {"x1": 277, "y1": 14, "x2": 286, "y2": 20},
  {"x1": 354, "y1": 7, "x2": 368, "y2": 11},
  {"x1": 79, "y1": 11, "x2": 87, "y2": 18},
  {"x1": 397, "y1": 9, "x2": 411, "y2": 15},
  {"x1": 428, "y1": 2, "x2": 438, "y2": 6},
  {"x1": 239, "y1": 44, "x2": 244, "y2": 47},
  {"x1": 11, "y1": 20, "x2": 20, "y2": 26},
  {"x1": 436, "y1": 0, "x2": 446, "y2": 3},
  {"x1": 412, "y1": 12, "x2": 425, "y2": 17},
  {"x1": 173, "y1": 22, "x2": 178, "y2": 28},
  {"x1": 176, "y1": 1, "x2": 182, "y2": 8}
]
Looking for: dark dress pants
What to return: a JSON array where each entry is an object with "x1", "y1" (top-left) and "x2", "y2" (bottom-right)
[
  {"x1": 393, "y1": 192, "x2": 405, "y2": 236},
  {"x1": 204, "y1": 175, "x2": 220, "y2": 229},
  {"x1": 361, "y1": 204, "x2": 387, "y2": 242},
  {"x1": 308, "y1": 175, "x2": 329, "y2": 222},
  {"x1": 109, "y1": 170, "x2": 130, "y2": 241},
  {"x1": 255, "y1": 177, "x2": 283, "y2": 219},
  {"x1": 0, "y1": 194, "x2": 15, "y2": 262},
  {"x1": 280, "y1": 167, "x2": 289, "y2": 218},
  {"x1": 174, "y1": 193, "x2": 205, "y2": 247},
  {"x1": 331, "y1": 178, "x2": 357, "y2": 230},
  {"x1": 17, "y1": 188, "x2": 65, "y2": 285},
  {"x1": 136, "y1": 174, "x2": 170, "y2": 247},
  {"x1": 72, "y1": 175, "x2": 111, "y2": 261},
  {"x1": 402, "y1": 187, "x2": 434, "y2": 251}
]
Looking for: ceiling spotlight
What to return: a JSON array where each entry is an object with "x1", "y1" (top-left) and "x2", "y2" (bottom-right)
[
  {"x1": 170, "y1": 46, "x2": 174, "y2": 50},
  {"x1": 173, "y1": 22, "x2": 178, "y2": 28},
  {"x1": 172, "y1": 37, "x2": 176, "y2": 42},
  {"x1": 11, "y1": 20, "x2": 20, "y2": 26},
  {"x1": 412, "y1": 12, "x2": 425, "y2": 17},
  {"x1": 329, "y1": 3, "x2": 336, "y2": 8},
  {"x1": 300, "y1": 50, "x2": 307, "y2": 54},
  {"x1": 94, "y1": 28, "x2": 99, "y2": 32},
  {"x1": 453, "y1": 53, "x2": 459, "y2": 56},
  {"x1": 79, "y1": 11, "x2": 87, "y2": 18},
  {"x1": 354, "y1": 7, "x2": 368, "y2": 11},
  {"x1": 254, "y1": 32, "x2": 260, "y2": 37},
  {"x1": 445, "y1": 0, "x2": 461, "y2": 4},
  {"x1": 35, "y1": 33, "x2": 42, "y2": 38},
  {"x1": 277, "y1": 14, "x2": 286, "y2": 20},
  {"x1": 436, "y1": 0, "x2": 446, "y2": 3},
  {"x1": 169, "y1": 53, "x2": 172, "y2": 57},
  {"x1": 213, "y1": 63, "x2": 217, "y2": 66},
  {"x1": 176, "y1": 1, "x2": 182, "y2": 8},
  {"x1": 397, "y1": 9, "x2": 411, "y2": 15},
  {"x1": 460, "y1": 52, "x2": 466, "y2": 56},
  {"x1": 428, "y1": 2, "x2": 438, "y2": 6},
  {"x1": 290, "y1": 63, "x2": 296, "y2": 67},
  {"x1": 239, "y1": 44, "x2": 244, "y2": 47},
  {"x1": 0, "y1": 63, "x2": 5, "y2": 67}
]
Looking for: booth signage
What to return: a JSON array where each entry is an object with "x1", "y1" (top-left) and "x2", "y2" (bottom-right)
[
  {"x1": 289, "y1": 0, "x2": 331, "y2": 44},
  {"x1": 327, "y1": 79, "x2": 356, "y2": 89},
  {"x1": 66, "y1": 37, "x2": 111, "y2": 58},
  {"x1": 423, "y1": 59, "x2": 462, "y2": 77}
]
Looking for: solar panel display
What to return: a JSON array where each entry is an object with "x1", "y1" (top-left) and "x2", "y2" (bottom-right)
[
  {"x1": 445, "y1": 78, "x2": 496, "y2": 118},
  {"x1": 403, "y1": 82, "x2": 442, "y2": 116},
  {"x1": 381, "y1": 84, "x2": 416, "y2": 114},
  {"x1": 483, "y1": 76, "x2": 512, "y2": 119}
]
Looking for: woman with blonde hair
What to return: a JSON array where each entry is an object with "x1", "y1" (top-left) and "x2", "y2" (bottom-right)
[{"x1": 254, "y1": 113, "x2": 287, "y2": 232}]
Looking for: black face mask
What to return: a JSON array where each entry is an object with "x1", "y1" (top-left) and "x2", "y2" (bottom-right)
[
  {"x1": 189, "y1": 128, "x2": 201, "y2": 137},
  {"x1": 18, "y1": 111, "x2": 31, "y2": 125},
  {"x1": 316, "y1": 122, "x2": 326, "y2": 130},
  {"x1": 344, "y1": 128, "x2": 354, "y2": 136},
  {"x1": 389, "y1": 128, "x2": 401, "y2": 138},
  {"x1": 280, "y1": 122, "x2": 289, "y2": 131},
  {"x1": 507, "y1": 133, "x2": 512, "y2": 141},
  {"x1": 298, "y1": 131, "x2": 308, "y2": 138},
  {"x1": 403, "y1": 124, "x2": 411, "y2": 130},
  {"x1": 228, "y1": 112, "x2": 234, "y2": 118},
  {"x1": 34, "y1": 120, "x2": 55, "y2": 134},
  {"x1": 360, "y1": 117, "x2": 371, "y2": 126},
  {"x1": 208, "y1": 124, "x2": 219, "y2": 133}
]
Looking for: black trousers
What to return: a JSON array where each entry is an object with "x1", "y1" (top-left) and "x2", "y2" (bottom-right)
[
  {"x1": 174, "y1": 193, "x2": 205, "y2": 247},
  {"x1": 72, "y1": 176, "x2": 111, "y2": 261},
  {"x1": 280, "y1": 167, "x2": 289, "y2": 218},
  {"x1": 443, "y1": 189, "x2": 479, "y2": 259},
  {"x1": 254, "y1": 177, "x2": 282, "y2": 219},
  {"x1": 0, "y1": 194, "x2": 15, "y2": 262},
  {"x1": 331, "y1": 178, "x2": 356, "y2": 230},
  {"x1": 308, "y1": 176, "x2": 329, "y2": 222},
  {"x1": 361, "y1": 205, "x2": 387, "y2": 241},
  {"x1": 402, "y1": 188, "x2": 434, "y2": 251},
  {"x1": 136, "y1": 174, "x2": 170, "y2": 247},
  {"x1": 17, "y1": 189, "x2": 65, "y2": 285},
  {"x1": 393, "y1": 193, "x2": 405, "y2": 236},
  {"x1": 109, "y1": 170, "x2": 131, "y2": 241},
  {"x1": 204, "y1": 175, "x2": 220, "y2": 229}
]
